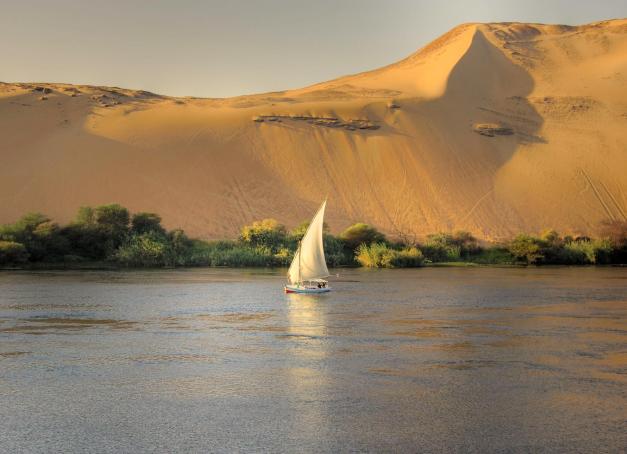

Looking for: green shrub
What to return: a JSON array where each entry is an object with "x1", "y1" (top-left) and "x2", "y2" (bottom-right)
[
  {"x1": 559, "y1": 239, "x2": 613, "y2": 265},
  {"x1": 184, "y1": 240, "x2": 284, "y2": 267},
  {"x1": 540, "y1": 229, "x2": 561, "y2": 245},
  {"x1": 0, "y1": 213, "x2": 49, "y2": 243},
  {"x1": 59, "y1": 223, "x2": 109, "y2": 260},
  {"x1": 421, "y1": 235, "x2": 457, "y2": 262},
  {"x1": 355, "y1": 243, "x2": 423, "y2": 268},
  {"x1": 559, "y1": 241, "x2": 594, "y2": 264},
  {"x1": 185, "y1": 240, "x2": 224, "y2": 266},
  {"x1": 419, "y1": 243, "x2": 448, "y2": 262},
  {"x1": 165, "y1": 229, "x2": 193, "y2": 266},
  {"x1": 274, "y1": 247, "x2": 293, "y2": 266},
  {"x1": 590, "y1": 238, "x2": 613, "y2": 264},
  {"x1": 537, "y1": 230, "x2": 565, "y2": 263},
  {"x1": 446, "y1": 245, "x2": 461, "y2": 261},
  {"x1": 0, "y1": 213, "x2": 43, "y2": 245},
  {"x1": 387, "y1": 247, "x2": 424, "y2": 267},
  {"x1": 0, "y1": 241, "x2": 29, "y2": 264},
  {"x1": 94, "y1": 204, "x2": 130, "y2": 241},
  {"x1": 323, "y1": 234, "x2": 352, "y2": 266},
  {"x1": 508, "y1": 234, "x2": 544, "y2": 264},
  {"x1": 75, "y1": 206, "x2": 96, "y2": 226},
  {"x1": 339, "y1": 223, "x2": 386, "y2": 250},
  {"x1": 114, "y1": 232, "x2": 169, "y2": 266},
  {"x1": 240, "y1": 219, "x2": 288, "y2": 252},
  {"x1": 0, "y1": 213, "x2": 70, "y2": 262},
  {"x1": 420, "y1": 231, "x2": 482, "y2": 262},
  {"x1": 600, "y1": 220, "x2": 627, "y2": 263},
  {"x1": 2, "y1": 206, "x2": 625, "y2": 268},
  {"x1": 451, "y1": 231, "x2": 481, "y2": 256},
  {"x1": 112, "y1": 228, "x2": 195, "y2": 267},
  {"x1": 355, "y1": 242, "x2": 389, "y2": 268},
  {"x1": 63, "y1": 204, "x2": 131, "y2": 258},
  {"x1": 212, "y1": 246, "x2": 279, "y2": 267},
  {"x1": 471, "y1": 247, "x2": 514, "y2": 265},
  {"x1": 131, "y1": 212, "x2": 166, "y2": 235}
]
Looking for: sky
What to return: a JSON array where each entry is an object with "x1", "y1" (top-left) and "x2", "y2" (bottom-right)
[{"x1": 1, "y1": 0, "x2": 626, "y2": 97}]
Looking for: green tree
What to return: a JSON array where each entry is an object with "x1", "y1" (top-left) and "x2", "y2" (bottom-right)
[
  {"x1": 0, "y1": 241, "x2": 29, "y2": 265},
  {"x1": 60, "y1": 204, "x2": 131, "y2": 260},
  {"x1": 323, "y1": 234, "x2": 349, "y2": 266},
  {"x1": 600, "y1": 220, "x2": 627, "y2": 263},
  {"x1": 539, "y1": 229, "x2": 564, "y2": 263},
  {"x1": 131, "y1": 212, "x2": 165, "y2": 235},
  {"x1": 60, "y1": 223, "x2": 107, "y2": 260},
  {"x1": 540, "y1": 229, "x2": 561, "y2": 245},
  {"x1": 339, "y1": 223, "x2": 386, "y2": 251},
  {"x1": 94, "y1": 204, "x2": 129, "y2": 234},
  {"x1": 75, "y1": 206, "x2": 96, "y2": 226},
  {"x1": 421, "y1": 233, "x2": 462, "y2": 262},
  {"x1": 0, "y1": 213, "x2": 49, "y2": 243},
  {"x1": 451, "y1": 231, "x2": 481, "y2": 257},
  {"x1": 240, "y1": 219, "x2": 288, "y2": 252},
  {"x1": 165, "y1": 229, "x2": 193, "y2": 266},
  {"x1": 114, "y1": 231, "x2": 168, "y2": 267},
  {"x1": 387, "y1": 247, "x2": 424, "y2": 267},
  {"x1": 94, "y1": 204, "x2": 130, "y2": 254},
  {"x1": 0, "y1": 213, "x2": 69, "y2": 261},
  {"x1": 31, "y1": 220, "x2": 70, "y2": 261},
  {"x1": 508, "y1": 234, "x2": 544, "y2": 264}
]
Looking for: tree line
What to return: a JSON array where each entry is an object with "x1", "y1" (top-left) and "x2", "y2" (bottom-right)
[{"x1": 0, "y1": 204, "x2": 626, "y2": 268}]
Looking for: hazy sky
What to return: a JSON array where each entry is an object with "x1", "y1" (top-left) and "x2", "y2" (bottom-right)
[{"x1": 2, "y1": 0, "x2": 625, "y2": 97}]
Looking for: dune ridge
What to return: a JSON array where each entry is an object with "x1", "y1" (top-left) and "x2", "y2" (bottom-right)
[{"x1": 1, "y1": 19, "x2": 626, "y2": 239}]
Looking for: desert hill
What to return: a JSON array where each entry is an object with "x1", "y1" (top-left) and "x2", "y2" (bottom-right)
[{"x1": 1, "y1": 19, "x2": 626, "y2": 240}]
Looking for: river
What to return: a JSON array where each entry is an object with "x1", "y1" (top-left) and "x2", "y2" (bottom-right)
[{"x1": 1, "y1": 267, "x2": 625, "y2": 452}]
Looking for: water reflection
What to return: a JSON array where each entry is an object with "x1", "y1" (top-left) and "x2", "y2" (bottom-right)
[
  {"x1": 0, "y1": 268, "x2": 625, "y2": 452},
  {"x1": 286, "y1": 294, "x2": 328, "y2": 339},
  {"x1": 285, "y1": 294, "x2": 330, "y2": 448}
]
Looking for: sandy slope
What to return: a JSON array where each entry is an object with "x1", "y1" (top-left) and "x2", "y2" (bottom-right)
[{"x1": 1, "y1": 20, "x2": 626, "y2": 239}]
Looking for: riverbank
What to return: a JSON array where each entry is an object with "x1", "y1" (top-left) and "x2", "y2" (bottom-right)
[
  {"x1": 3, "y1": 261, "x2": 626, "y2": 272},
  {"x1": 2, "y1": 205, "x2": 626, "y2": 269}
]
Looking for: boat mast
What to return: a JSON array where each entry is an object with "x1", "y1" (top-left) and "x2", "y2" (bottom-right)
[{"x1": 298, "y1": 240, "x2": 302, "y2": 285}]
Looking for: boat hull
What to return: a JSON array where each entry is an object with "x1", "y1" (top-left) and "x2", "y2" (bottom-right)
[{"x1": 284, "y1": 285, "x2": 331, "y2": 294}]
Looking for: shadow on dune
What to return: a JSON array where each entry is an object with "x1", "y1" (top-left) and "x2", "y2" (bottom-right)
[
  {"x1": 424, "y1": 27, "x2": 544, "y2": 172},
  {"x1": 392, "y1": 27, "x2": 545, "y2": 235}
]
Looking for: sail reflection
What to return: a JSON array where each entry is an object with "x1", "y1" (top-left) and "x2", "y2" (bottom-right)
[
  {"x1": 287, "y1": 294, "x2": 328, "y2": 338},
  {"x1": 285, "y1": 294, "x2": 331, "y2": 446}
]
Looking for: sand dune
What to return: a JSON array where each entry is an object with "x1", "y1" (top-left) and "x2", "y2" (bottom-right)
[{"x1": 1, "y1": 19, "x2": 626, "y2": 239}]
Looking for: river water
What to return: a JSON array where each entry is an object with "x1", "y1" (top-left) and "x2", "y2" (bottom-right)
[{"x1": 0, "y1": 267, "x2": 625, "y2": 453}]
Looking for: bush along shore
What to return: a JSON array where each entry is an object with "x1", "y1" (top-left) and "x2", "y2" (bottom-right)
[{"x1": 1, "y1": 204, "x2": 626, "y2": 269}]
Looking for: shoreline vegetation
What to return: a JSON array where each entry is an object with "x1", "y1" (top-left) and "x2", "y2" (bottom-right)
[{"x1": 1, "y1": 204, "x2": 626, "y2": 270}]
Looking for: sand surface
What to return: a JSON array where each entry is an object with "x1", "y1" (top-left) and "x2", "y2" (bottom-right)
[{"x1": 1, "y1": 20, "x2": 626, "y2": 239}]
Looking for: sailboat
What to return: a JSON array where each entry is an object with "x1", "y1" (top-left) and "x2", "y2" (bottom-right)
[{"x1": 284, "y1": 200, "x2": 331, "y2": 294}]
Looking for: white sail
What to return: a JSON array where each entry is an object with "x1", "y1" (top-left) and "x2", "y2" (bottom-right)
[{"x1": 288, "y1": 200, "x2": 329, "y2": 284}]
